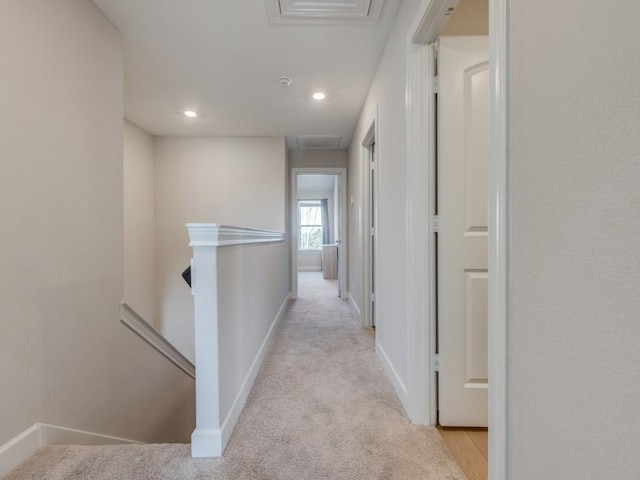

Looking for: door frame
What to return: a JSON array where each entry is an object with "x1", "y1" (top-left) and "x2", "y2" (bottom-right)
[
  {"x1": 361, "y1": 113, "x2": 377, "y2": 328},
  {"x1": 404, "y1": 1, "x2": 509, "y2": 479},
  {"x1": 290, "y1": 167, "x2": 348, "y2": 300}
]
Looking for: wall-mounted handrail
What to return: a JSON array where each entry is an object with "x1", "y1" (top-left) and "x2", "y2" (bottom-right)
[{"x1": 120, "y1": 303, "x2": 195, "y2": 379}]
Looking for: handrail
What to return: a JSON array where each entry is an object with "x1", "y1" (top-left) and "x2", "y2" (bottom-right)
[
  {"x1": 186, "y1": 223, "x2": 285, "y2": 247},
  {"x1": 120, "y1": 303, "x2": 195, "y2": 379}
]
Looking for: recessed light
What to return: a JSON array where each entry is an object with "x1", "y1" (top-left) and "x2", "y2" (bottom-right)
[
  {"x1": 184, "y1": 110, "x2": 197, "y2": 118},
  {"x1": 312, "y1": 92, "x2": 325, "y2": 100}
]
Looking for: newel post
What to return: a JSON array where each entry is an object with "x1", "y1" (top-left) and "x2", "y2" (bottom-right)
[{"x1": 187, "y1": 223, "x2": 223, "y2": 457}]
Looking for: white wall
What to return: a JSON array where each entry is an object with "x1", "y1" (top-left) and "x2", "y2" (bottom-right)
[
  {"x1": 348, "y1": 0, "x2": 421, "y2": 407},
  {"x1": 297, "y1": 251, "x2": 322, "y2": 271},
  {"x1": 123, "y1": 120, "x2": 156, "y2": 324},
  {"x1": 217, "y1": 242, "x2": 289, "y2": 421},
  {"x1": 289, "y1": 150, "x2": 348, "y2": 169},
  {"x1": 508, "y1": 1, "x2": 640, "y2": 478},
  {"x1": 0, "y1": 0, "x2": 194, "y2": 446},
  {"x1": 154, "y1": 137, "x2": 287, "y2": 362}
]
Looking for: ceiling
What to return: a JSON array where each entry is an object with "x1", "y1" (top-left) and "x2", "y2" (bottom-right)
[
  {"x1": 441, "y1": 0, "x2": 488, "y2": 36},
  {"x1": 91, "y1": 0, "x2": 401, "y2": 150}
]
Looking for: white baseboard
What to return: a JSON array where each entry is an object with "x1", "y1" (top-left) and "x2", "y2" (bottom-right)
[
  {"x1": 218, "y1": 292, "x2": 291, "y2": 454},
  {"x1": 297, "y1": 266, "x2": 321, "y2": 272},
  {"x1": 348, "y1": 292, "x2": 361, "y2": 316},
  {"x1": 0, "y1": 424, "x2": 40, "y2": 478},
  {"x1": 38, "y1": 424, "x2": 140, "y2": 447},
  {"x1": 0, "y1": 423, "x2": 140, "y2": 477},
  {"x1": 376, "y1": 341, "x2": 409, "y2": 412},
  {"x1": 191, "y1": 428, "x2": 222, "y2": 458}
]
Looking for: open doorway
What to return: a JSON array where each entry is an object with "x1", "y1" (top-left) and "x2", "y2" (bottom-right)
[
  {"x1": 360, "y1": 117, "x2": 377, "y2": 330},
  {"x1": 407, "y1": 0, "x2": 493, "y2": 478},
  {"x1": 291, "y1": 168, "x2": 347, "y2": 301},
  {"x1": 435, "y1": 31, "x2": 490, "y2": 479},
  {"x1": 433, "y1": 1, "x2": 490, "y2": 477},
  {"x1": 406, "y1": 0, "x2": 508, "y2": 478}
]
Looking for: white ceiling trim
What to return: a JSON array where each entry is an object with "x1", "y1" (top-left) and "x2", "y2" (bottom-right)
[{"x1": 265, "y1": 0, "x2": 384, "y2": 24}]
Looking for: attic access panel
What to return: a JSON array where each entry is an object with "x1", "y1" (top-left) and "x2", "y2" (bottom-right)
[{"x1": 265, "y1": 0, "x2": 385, "y2": 24}]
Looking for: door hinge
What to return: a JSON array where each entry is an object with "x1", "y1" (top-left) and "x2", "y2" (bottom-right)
[
  {"x1": 432, "y1": 353, "x2": 440, "y2": 372},
  {"x1": 370, "y1": 293, "x2": 375, "y2": 303},
  {"x1": 370, "y1": 227, "x2": 375, "y2": 236},
  {"x1": 370, "y1": 160, "x2": 375, "y2": 171},
  {"x1": 432, "y1": 76, "x2": 439, "y2": 94},
  {"x1": 432, "y1": 214, "x2": 439, "y2": 233}
]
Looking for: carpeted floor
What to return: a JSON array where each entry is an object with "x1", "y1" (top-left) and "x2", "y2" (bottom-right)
[{"x1": 4, "y1": 272, "x2": 465, "y2": 480}]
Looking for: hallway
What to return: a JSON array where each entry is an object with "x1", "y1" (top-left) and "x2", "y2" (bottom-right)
[
  {"x1": 5, "y1": 273, "x2": 464, "y2": 479},
  {"x1": 217, "y1": 271, "x2": 466, "y2": 478}
]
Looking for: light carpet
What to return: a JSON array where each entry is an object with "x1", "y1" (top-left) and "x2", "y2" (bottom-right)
[{"x1": 5, "y1": 272, "x2": 464, "y2": 480}]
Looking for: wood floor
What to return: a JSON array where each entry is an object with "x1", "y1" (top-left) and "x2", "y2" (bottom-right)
[{"x1": 437, "y1": 426, "x2": 488, "y2": 480}]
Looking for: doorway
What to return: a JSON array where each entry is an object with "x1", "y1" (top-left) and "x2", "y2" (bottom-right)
[
  {"x1": 434, "y1": 31, "x2": 490, "y2": 479},
  {"x1": 291, "y1": 168, "x2": 347, "y2": 301},
  {"x1": 405, "y1": 0, "x2": 507, "y2": 478},
  {"x1": 361, "y1": 115, "x2": 377, "y2": 329},
  {"x1": 436, "y1": 34, "x2": 489, "y2": 428}
]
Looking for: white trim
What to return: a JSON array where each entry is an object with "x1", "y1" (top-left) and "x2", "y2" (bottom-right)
[
  {"x1": 186, "y1": 224, "x2": 285, "y2": 248},
  {"x1": 290, "y1": 168, "x2": 348, "y2": 300},
  {"x1": 0, "y1": 423, "x2": 140, "y2": 477},
  {"x1": 405, "y1": 36, "x2": 433, "y2": 426},
  {"x1": 410, "y1": 0, "x2": 460, "y2": 44},
  {"x1": 190, "y1": 429, "x2": 221, "y2": 458},
  {"x1": 0, "y1": 424, "x2": 40, "y2": 477},
  {"x1": 38, "y1": 424, "x2": 140, "y2": 447},
  {"x1": 348, "y1": 292, "x2": 361, "y2": 317},
  {"x1": 360, "y1": 109, "x2": 378, "y2": 329},
  {"x1": 488, "y1": 0, "x2": 509, "y2": 478},
  {"x1": 264, "y1": 0, "x2": 384, "y2": 25},
  {"x1": 376, "y1": 342, "x2": 408, "y2": 411},
  {"x1": 120, "y1": 303, "x2": 195, "y2": 379},
  {"x1": 405, "y1": 1, "x2": 510, "y2": 478},
  {"x1": 219, "y1": 293, "x2": 290, "y2": 449}
]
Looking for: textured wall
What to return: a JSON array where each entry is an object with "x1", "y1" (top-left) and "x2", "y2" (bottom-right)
[
  {"x1": 123, "y1": 120, "x2": 156, "y2": 325},
  {"x1": 154, "y1": 136, "x2": 287, "y2": 361},
  {"x1": 0, "y1": 0, "x2": 195, "y2": 446},
  {"x1": 509, "y1": 1, "x2": 640, "y2": 477},
  {"x1": 217, "y1": 242, "x2": 290, "y2": 421},
  {"x1": 348, "y1": 0, "x2": 422, "y2": 407}
]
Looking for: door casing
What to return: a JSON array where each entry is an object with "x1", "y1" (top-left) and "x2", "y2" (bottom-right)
[
  {"x1": 404, "y1": 1, "x2": 509, "y2": 479},
  {"x1": 290, "y1": 167, "x2": 348, "y2": 300},
  {"x1": 361, "y1": 113, "x2": 377, "y2": 329}
]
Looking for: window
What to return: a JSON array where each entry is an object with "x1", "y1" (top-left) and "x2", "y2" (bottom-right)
[{"x1": 299, "y1": 200, "x2": 323, "y2": 250}]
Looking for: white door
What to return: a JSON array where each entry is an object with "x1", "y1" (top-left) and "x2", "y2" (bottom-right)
[{"x1": 437, "y1": 36, "x2": 489, "y2": 427}]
